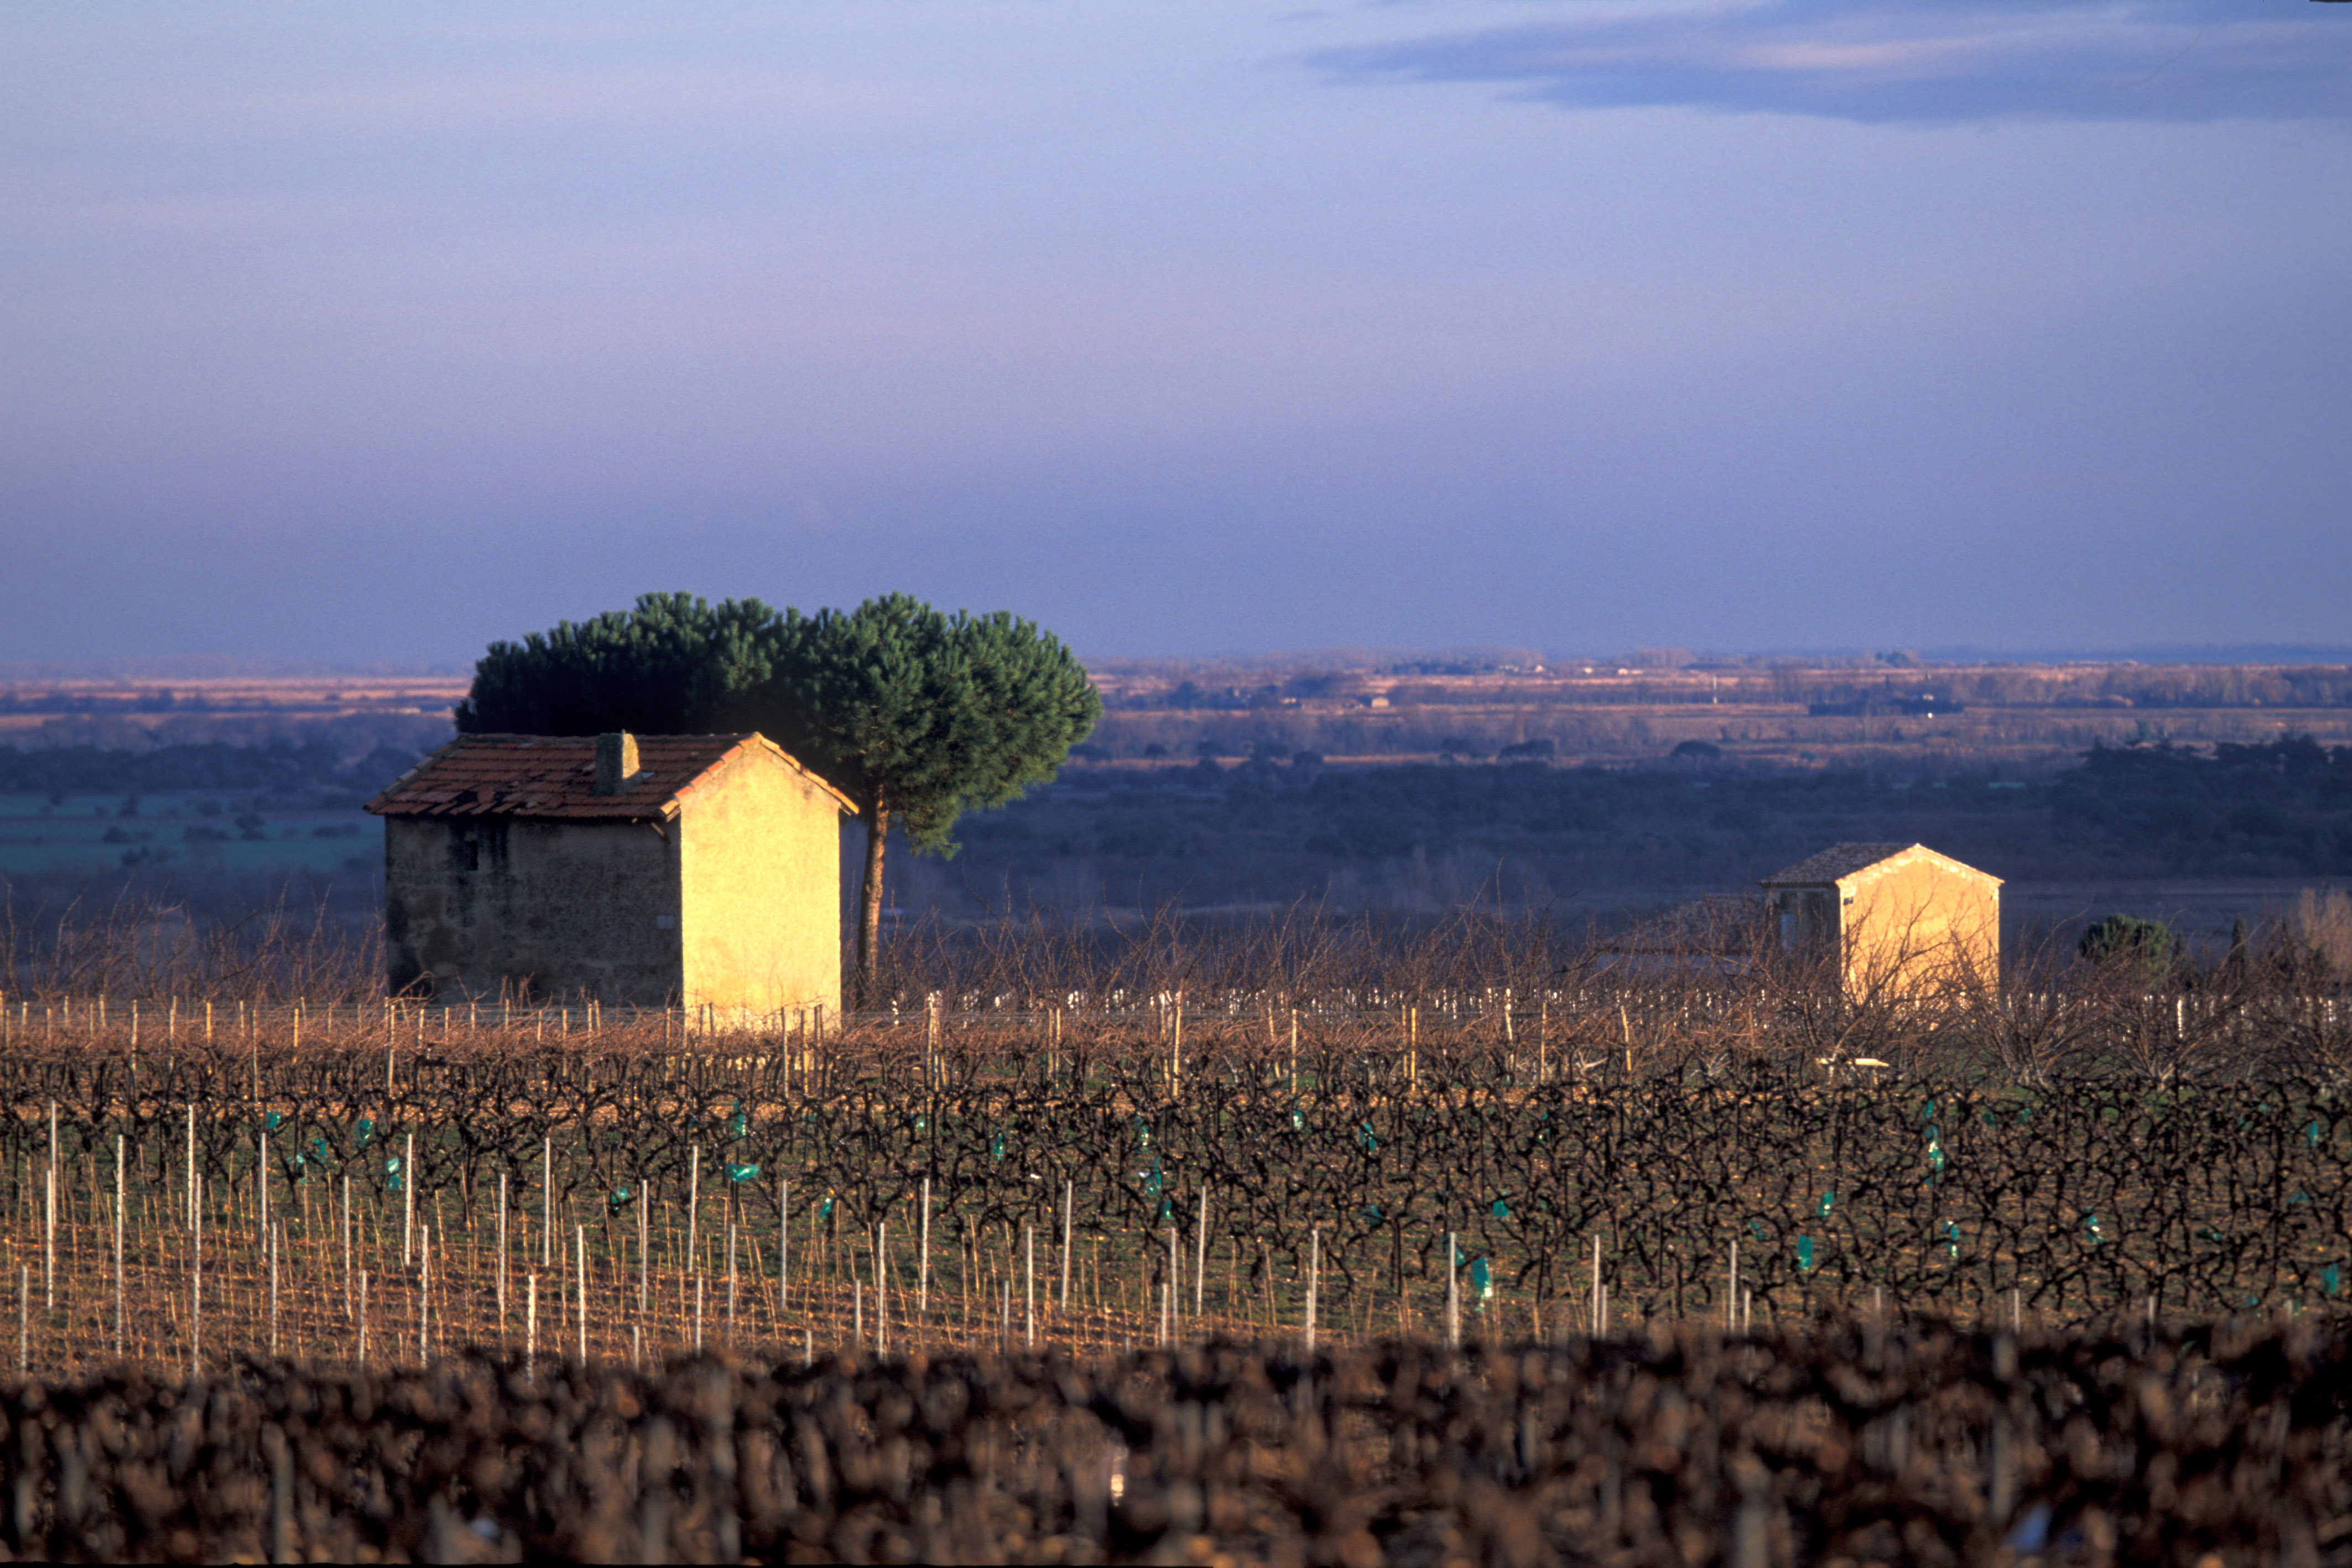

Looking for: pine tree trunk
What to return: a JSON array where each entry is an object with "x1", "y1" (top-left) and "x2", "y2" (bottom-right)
[{"x1": 855, "y1": 800, "x2": 891, "y2": 1010}]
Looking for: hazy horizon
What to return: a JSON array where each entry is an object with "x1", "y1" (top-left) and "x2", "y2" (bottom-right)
[{"x1": 6, "y1": 642, "x2": 2352, "y2": 687}]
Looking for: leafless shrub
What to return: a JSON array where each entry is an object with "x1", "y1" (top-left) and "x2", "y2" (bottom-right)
[
  {"x1": 0, "y1": 881, "x2": 378, "y2": 1004},
  {"x1": 1, "y1": 1320, "x2": 2346, "y2": 1564}
]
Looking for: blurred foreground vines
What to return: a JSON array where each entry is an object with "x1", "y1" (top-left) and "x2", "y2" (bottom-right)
[{"x1": 3, "y1": 1320, "x2": 2349, "y2": 1564}]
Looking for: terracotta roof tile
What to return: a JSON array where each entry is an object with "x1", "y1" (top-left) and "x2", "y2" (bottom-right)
[
  {"x1": 1760, "y1": 842, "x2": 1917, "y2": 887},
  {"x1": 1760, "y1": 842, "x2": 2000, "y2": 888},
  {"x1": 365, "y1": 733, "x2": 852, "y2": 821}
]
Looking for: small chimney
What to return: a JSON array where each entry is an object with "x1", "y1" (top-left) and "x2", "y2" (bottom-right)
[{"x1": 594, "y1": 731, "x2": 639, "y2": 795}]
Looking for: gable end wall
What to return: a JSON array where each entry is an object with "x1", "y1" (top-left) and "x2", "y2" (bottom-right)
[{"x1": 677, "y1": 748, "x2": 843, "y2": 1018}]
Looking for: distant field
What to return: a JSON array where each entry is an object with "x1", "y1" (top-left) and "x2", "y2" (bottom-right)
[
  {"x1": 0, "y1": 673, "x2": 466, "y2": 730},
  {"x1": 7, "y1": 662, "x2": 2352, "y2": 773},
  {"x1": 0, "y1": 791, "x2": 376, "y2": 878},
  {"x1": 3, "y1": 664, "x2": 2345, "y2": 934}
]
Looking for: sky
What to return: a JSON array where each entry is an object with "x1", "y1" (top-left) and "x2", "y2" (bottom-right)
[{"x1": 4, "y1": 1, "x2": 2349, "y2": 669}]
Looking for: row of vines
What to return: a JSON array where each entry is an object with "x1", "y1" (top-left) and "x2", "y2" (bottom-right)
[{"x1": 0, "y1": 1023, "x2": 2347, "y2": 1332}]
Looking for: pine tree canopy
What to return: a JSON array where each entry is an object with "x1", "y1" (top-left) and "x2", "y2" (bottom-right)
[
  {"x1": 455, "y1": 592, "x2": 777, "y2": 736},
  {"x1": 453, "y1": 590, "x2": 1100, "y2": 1006}
]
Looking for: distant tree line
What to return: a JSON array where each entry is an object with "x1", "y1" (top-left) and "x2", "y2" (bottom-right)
[
  {"x1": 0, "y1": 740, "x2": 419, "y2": 800},
  {"x1": 2053, "y1": 737, "x2": 2352, "y2": 870}
]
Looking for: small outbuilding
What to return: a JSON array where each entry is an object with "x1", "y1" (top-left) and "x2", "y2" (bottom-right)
[
  {"x1": 367, "y1": 731, "x2": 854, "y2": 1017},
  {"x1": 1761, "y1": 842, "x2": 2000, "y2": 997}
]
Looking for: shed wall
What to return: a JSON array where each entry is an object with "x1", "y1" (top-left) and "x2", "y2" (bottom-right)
[
  {"x1": 383, "y1": 815, "x2": 681, "y2": 1003},
  {"x1": 677, "y1": 751, "x2": 843, "y2": 1018},
  {"x1": 1839, "y1": 857, "x2": 1999, "y2": 996}
]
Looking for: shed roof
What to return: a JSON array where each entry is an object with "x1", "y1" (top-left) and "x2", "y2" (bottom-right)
[
  {"x1": 365, "y1": 733, "x2": 854, "y2": 822},
  {"x1": 1760, "y1": 842, "x2": 1999, "y2": 888},
  {"x1": 1599, "y1": 893, "x2": 1761, "y2": 955}
]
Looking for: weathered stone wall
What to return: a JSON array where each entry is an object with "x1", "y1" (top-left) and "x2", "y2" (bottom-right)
[
  {"x1": 678, "y1": 748, "x2": 842, "y2": 1018},
  {"x1": 383, "y1": 815, "x2": 681, "y2": 1003}
]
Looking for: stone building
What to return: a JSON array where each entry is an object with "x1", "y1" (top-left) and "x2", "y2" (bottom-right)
[
  {"x1": 367, "y1": 731, "x2": 853, "y2": 1016},
  {"x1": 1761, "y1": 842, "x2": 2000, "y2": 997}
]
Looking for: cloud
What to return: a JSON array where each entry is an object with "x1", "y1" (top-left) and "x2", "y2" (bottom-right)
[{"x1": 1310, "y1": 1, "x2": 2352, "y2": 123}]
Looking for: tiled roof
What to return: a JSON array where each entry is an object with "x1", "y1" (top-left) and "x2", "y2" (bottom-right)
[
  {"x1": 1601, "y1": 893, "x2": 1762, "y2": 954},
  {"x1": 365, "y1": 733, "x2": 852, "y2": 821},
  {"x1": 1760, "y1": 842, "x2": 1916, "y2": 887}
]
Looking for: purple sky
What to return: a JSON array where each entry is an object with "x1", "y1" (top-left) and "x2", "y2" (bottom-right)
[{"x1": 6, "y1": 2, "x2": 2348, "y2": 667}]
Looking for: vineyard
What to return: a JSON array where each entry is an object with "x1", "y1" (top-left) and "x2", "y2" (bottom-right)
[
  {"x1": 2, "y1": 1322, "x2": 2348, "y2": 1563},
  {"x1": 0, "y1": 993, "x2": 2348, "y2": 1381},
  {"x1": 0, "y1": 975, "x2": 2345, "y2": 1560}
]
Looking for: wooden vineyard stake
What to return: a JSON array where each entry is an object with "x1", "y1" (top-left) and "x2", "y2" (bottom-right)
[
  {"x1": 1306, "y1": 1227, "x2": 1320, "y2": 1351},
  {"x1": 115, "y1": 1134, "x2": 126, "y2": 1356},
  {"x1": 1446, "y1": 1233, "x2": 1459, "y2": 1348},
  {"x1": 192, "y1": 1176, "x2": 204, "y2": 1376},
  {"x1": 542, "y1": 1137, "x2": 553, "y2": 1267},
  {"x1": 403, "y1": 1134, "x2": 415, "y2": 1267},
  {"x1": 1195, "y1": 1186, "x2": 1209, "y2": 1317},
  {"x1": 44, "y1": 1102, "x2": 55, "y2": 1311}
]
